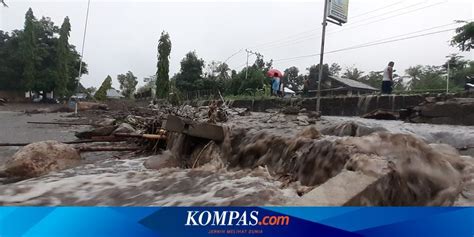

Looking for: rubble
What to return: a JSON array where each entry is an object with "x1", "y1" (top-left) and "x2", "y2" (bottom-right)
[
  {"x1": 0, "y1": 98, "x2": 6, "y2": 106},
  {"x1": 1, "y1": 140, "x2": 81, "y2": 179},
  {"x1": 361, "y1": 109, "x2": 399, "y2": 120},
  {"x1": 77, "y1": 102, "x2": 108, "y2": 111},
  {"x1": 409, "y1": 98, "x2": 474, "y2": 125},
  {"x1": 112, "y1": 123, "x2": 136, "y2": 134},
  {"x1": 75, "y1": 125, "x2": 117, "y2": 139},
  {"x1": 96, "y1": 118, "x2": 116, "y2": 127},
  {"x1": 280, "y1": 106, "x2": 300, "y2": 115},
  {"x1": 1, "y1": 99, "x2": 473, "y2": 206}
]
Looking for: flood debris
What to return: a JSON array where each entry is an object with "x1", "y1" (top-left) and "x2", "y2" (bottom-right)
[
  {"x1": 75, "y1": 125, "x2": 118, "y2": 139},
  {"x1": 1, "y1": 99, "x2": 473, "y2": 206},
  {"x1": 77, "y1": 102, "x2": 108, "y2": 111},
  {"x1": 361, "y1": 109, "x2": 399, "y2": 120},
  {"x1": 0, "y1": 98, "x2": 6, "y2": 106},
  {"x1": 164, "y1": 115, "x2": 224, "y2": 141},
  {"x1": 112, "y1": 123, "x2": 136, "y2": 134},
  {"x1": 408, "y1": 98, "x2": 474, "y2": 126}
]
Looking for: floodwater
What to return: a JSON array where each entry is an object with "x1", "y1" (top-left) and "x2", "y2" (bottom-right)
[{"x1": 0, "y1": 110, "x2": 473, "y2": 206}]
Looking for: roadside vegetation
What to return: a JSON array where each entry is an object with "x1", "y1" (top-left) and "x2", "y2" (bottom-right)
[{"x1": 1, "y1": 7, "x2": 472, "y2": 101}]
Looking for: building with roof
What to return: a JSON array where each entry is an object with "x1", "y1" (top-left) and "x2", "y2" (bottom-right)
[
  {"x1": 106, "y1": 89, "x2": 124, "y2": 99},
  {"x1": 307, "y1": 76, "x2": 378, "y2": 96}
]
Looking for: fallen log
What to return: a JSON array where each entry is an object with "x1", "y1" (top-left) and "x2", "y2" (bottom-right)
[
  {"x1": 77, "y1": 146, "x2": 141, "y2": 152},
  {"x1": 113, "y1": 133, "x2": 167, "y2": 140},
  {"x1": 27, "y1": 121, "x2": 92, "y2": 126},
  {"x1": 0, "y1": 139, "x2": 125, "y2": 147}
]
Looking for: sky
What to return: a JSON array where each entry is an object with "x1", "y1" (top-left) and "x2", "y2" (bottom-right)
[{"x1": 1, "y1": 0, "x2": 473, "y2": 89}]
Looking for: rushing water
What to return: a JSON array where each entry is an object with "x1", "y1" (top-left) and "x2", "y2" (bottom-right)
[{"x1": 0, "y1": 111, "x2": 473, "y2": 206}]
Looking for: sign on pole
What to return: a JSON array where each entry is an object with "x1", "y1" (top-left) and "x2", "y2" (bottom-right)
[{"x1": 327, "y1": 0, "x2": 349, "y2": 24}]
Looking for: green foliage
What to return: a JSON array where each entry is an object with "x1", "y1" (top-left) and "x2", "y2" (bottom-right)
[
  {"x1": 0, "y1": 8, "x2": 86, "y2": 96},
  {"x1": 156, "y1": 31, "x2": 171, "y2": 98},
  {"x1": 342, "y1": 67, "x2": 365, "y2": 81},
  {"x1": 329, "y1": 63, "x2": 342, "y2": 76},
  {"x1": 20, "y1": 8, "x2": 38, "y2": 91},
  {"x1": 85, "y1": 86, "x2": 96, "y2": 97},
  {"x1": 410, "y1": 66, "x2": 446, "y2": 90},
  {"x1": 55, "y1": 17, "x2": 71, "y2": 98},
  {"x1": 175, "y1": 51, "x2": 205, "y2": 91},
  {"x1": 364, "y1": 71, "x2": 383, "y2": 89},
  {"x1": 117, "y1": 71, "x2": 138, "y2": 98},
  {"x1": 137, "y1": 75, "x2": 156, "y2": 94},
  {"x1": 283, "y1": 66, "x2": 303, "y2": 91},
  {"x1": 451, "y1": 21, "x2": 474, "y2": 52},
  {"x1": 94, "y1": 75, "x2": 112, "y2": 101},
  {"x1": 307, "y1": 64, "x2": 329, "y2": 90}
]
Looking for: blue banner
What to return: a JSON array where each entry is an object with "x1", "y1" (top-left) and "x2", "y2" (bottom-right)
[{"x1": 0, "y1": 207, "x2": 472, "y2": 237}]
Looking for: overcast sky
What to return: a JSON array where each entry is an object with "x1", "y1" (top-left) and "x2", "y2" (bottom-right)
[{"x1": 1, "y1": 0, "x2": 473, "y2": 89}]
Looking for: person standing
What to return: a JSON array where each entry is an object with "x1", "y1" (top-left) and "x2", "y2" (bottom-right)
[
  {"x1": 382, "y1": 61, "x2": 395, "y2": 94},
  {"x1": 271, "y1": 73, "x2": 280, "y2": 97}
]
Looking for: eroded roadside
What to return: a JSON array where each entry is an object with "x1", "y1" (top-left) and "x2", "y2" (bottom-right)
[{"x1": 0, "y1": 102, "x2": 473, "y2": 206}]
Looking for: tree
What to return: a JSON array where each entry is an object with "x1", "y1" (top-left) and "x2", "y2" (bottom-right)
[
  {"x1": 410, "y1": 66, "x2": 446, "y2": 91},
  {"x1": 20, "y1": 8, "x2": 38, "y2": 91},
  {"x1": 117, "y1": 71, "x2": 138, "y2": 98},
  {"x1": 0, "y1": 9, "x2": 86, "y2": 96},
  {"x1": 307, "y1": 64, "x2": 329, "y2": 90},
  {"x1": 451, "y1": 21, "x2": 474, "y2": 51},
  {"x1": 342, "y1": 67, "x2": 365, "y2": 81},
  {"x1": 365, "y1": 71, "x2": 383, "y2": 89},
  {"x1": 1, "y1": 0, "x2": 8, "y2": 7},
  {"x1": 156, "y1": 31, "x2": 171, "y2": 98},
  {"x1": 94, "y1": 75, "x2": 112, "y2": 101},
  {"x1": 55, "y1": 17, "x2": 71, "y2": 98},
  {"x1": 175, "y1": 51, "x2": 205, "y2": 92},
  {"x1": 85, "y1": 86, "x2": 96, "y2": 96},
  {"x1": 283, "y1": 66, "x2": 303, "y2": 91},
  {"x1": 329, "y1": 63, "x2": 342, "y2": 76}
]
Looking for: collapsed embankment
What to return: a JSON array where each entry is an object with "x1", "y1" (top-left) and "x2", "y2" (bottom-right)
[{"x1": 0, "y1": 103, "x2": 473, "y2": 206}]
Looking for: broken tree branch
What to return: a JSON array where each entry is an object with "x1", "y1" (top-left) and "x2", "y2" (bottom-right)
[
  {"x1": 77, "y1": 146, "x2": 141, "y2": 152},
  {"x1": 27, "y1": 121, "x2": 92, "y2": 126},
  {"x1": 0, "y1": 139, "x2": 125, "y2": 147}
]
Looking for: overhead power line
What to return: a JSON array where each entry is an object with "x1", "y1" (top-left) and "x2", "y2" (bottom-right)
[
  {"x1": 257, "y1": 1, "x2": 446, "y2": 52},
  {"x1": 247, "y1": 0, "x2": 411, "y2": 50},
  {"x1": 273, "y1": 27, "x2": 457, "y2": 62},
  {"x1": 223, "y1": 48, "x2": 244, "y2": 64}
]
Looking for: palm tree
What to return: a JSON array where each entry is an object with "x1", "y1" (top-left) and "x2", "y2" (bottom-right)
[
  {"x1": 405, "y1": 65, "x2": 423, "y2": 90},
  {"x1": 342, "y1": 67, "x2": 365, "y2": 81}
]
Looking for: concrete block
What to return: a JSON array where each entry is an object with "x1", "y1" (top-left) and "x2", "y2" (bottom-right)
[{"x1": 293, "y1": 170, "x2": 377, "y2": 206}]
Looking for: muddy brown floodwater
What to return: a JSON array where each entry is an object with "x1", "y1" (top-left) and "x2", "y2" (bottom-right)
[{"x1": 0, "y1": 107, "x2": 473, "y2": 206}]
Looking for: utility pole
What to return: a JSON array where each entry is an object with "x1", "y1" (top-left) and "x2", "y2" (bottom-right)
[
  {"x1": 77, "y1": 0, "x2": 91, "y2": 82},
  {"x1": 316, "y1": 0, "x2": 329, "y2": 113},
  {"x1": 316, "y1": 0, "x2": 348, "y2": 113}
]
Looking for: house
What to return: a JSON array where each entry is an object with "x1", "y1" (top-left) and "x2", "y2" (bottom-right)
[
  {"x1": 106, "y1": 89, "x2": 124, "y2": 99},
  {"x1": 307, "y1": 76, "x2": 378, "y2": 96}
]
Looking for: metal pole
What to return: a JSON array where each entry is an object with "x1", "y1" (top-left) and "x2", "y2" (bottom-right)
[
  {"x1": 77, "y1": 0, "x2": 91, "y2": 83},
  {"x1": 316, "y1": 0, "x2": 329, "y2": 112}
]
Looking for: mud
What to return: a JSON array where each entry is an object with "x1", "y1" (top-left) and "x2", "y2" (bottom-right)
[{"x1": 0, "y1": 106, "x2": 473, "y2": 206}]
